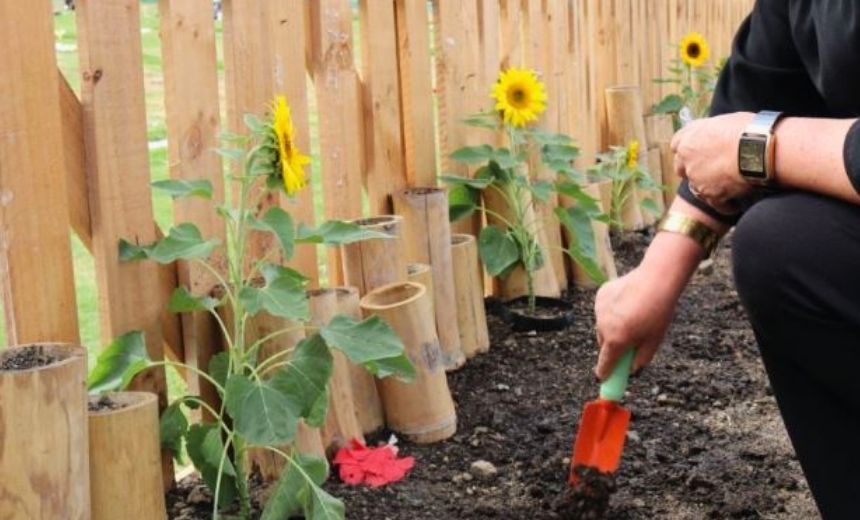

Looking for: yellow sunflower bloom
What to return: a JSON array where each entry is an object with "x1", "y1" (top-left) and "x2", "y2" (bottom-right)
[
  {"x1": 626, "y1": 140, "x2": 640, "y2": 170},
  {"x1": 491, "y1": 68, "x2": 547, "y2": 128},
  {"x1": 271, "y1": 95, "x2": 311, "y2": 196},
  {"x1": 679, "y1": 32, "x2": 710, "y2": 69}
]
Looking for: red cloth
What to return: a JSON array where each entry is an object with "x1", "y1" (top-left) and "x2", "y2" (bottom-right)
[{"x1": 333, "y1": 439, "x2": 415, "y2": 487}]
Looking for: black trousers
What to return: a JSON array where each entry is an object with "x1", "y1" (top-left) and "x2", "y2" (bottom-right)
[{"x1": 733, "y1": 192, "x2": 860, "y2": 519}]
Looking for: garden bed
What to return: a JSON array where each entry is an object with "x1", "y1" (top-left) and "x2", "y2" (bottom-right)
[{"x1": 168, "y1": 233, "x2": 817, "y2": 519}]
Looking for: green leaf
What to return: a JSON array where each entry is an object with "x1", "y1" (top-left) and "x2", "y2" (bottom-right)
[
  {"x1": 186, "y1": 423, "x2": 237, "y2": 508},
  {"x1": 270, "y1": 334, "x2": 333, "y2": 427},
  {"x1": 447, "y1": 184, "x2": 480, "y2": 222},
  {"x1": 555, "y1": 182, "x2": 603, "y2": 216},
  {"x1": 529, "y1": 180, "x2": 555, "y2": 203},
  {"x1": 478, "y1": 226, "x2": 520, "y2": 276},
  {"x1": 640, "y1": 197, "x2": 662, "y2": 216},
  {"x1": 653, "y1": 94, "x2": 685, "y2": 114},
  {"x1": 450, "y1": 144, "x2": 495, "y2": 164},
  {"x1": 151, "y1": 179, "x2": 213, "y2": 200},
  {"x1": 555, "y1": 206, "x2": 607, "y2": 285},
  {"x1": 439, "y1": 175, "x2": 493, "y2": 190},
  {"x1": 529, "y1": 129, "x2": 574, "y2": 146},
  {"x1": 87, "y1": 331, "x2": 152, "y2": 394},
  {"x1": 224, "y1": 374, "x2": 299, "y2": 446},
  {"x1": 320, "y1": 315, "x2": 416, "y2": 381},
  {"x1": 238, "y1": 264, "x2": 309, "y2": 320},
  {"x1": 244, "y1": 113, "x2": 267, "y2": 133},
  {"x1": 209, "y1": 352, "x2": 230, "y2": 392},
  {"x1": 119, "y1": 223, "x2": 220, "y2": 264},
  {"x1": 461, "y1": 113, "x2": 500, "y2": 130},
  {"x1": 252, "y1": 207, "x2": 295, "y2": 259},
  {"x1": 262, "y1": 454, "x2": 343, "y2": 520},
  {"x1": 161, "y1": 401, "x2": 188, "y2": 462},
  {"x1": 215, "y1": 147, "x2": 245, "y2": 162},
  {"x1": 168, "y1": 286, "x2": 219, "y2": 313},
  {"x1": 542, "y1": 144, "x2": 581, "y2": 163},
  {"x1": 296, "y1": 221, "x2": 390, "y2": 246}
]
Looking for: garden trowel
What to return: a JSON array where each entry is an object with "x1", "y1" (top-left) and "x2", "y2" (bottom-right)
[{"x1": 569, "y1": 349, "x2": 635, "y2": 485}]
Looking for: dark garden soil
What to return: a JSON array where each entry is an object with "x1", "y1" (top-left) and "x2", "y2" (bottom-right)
[
  {"x1": 168, "y1": 232, "x2": 818, "y2": 519},
  {"x1": 88, "y1": 395, "x2": 127, "y2": 413},
  {"x1": 0, "y1": 345, "x2": 61, "y2": 371}
]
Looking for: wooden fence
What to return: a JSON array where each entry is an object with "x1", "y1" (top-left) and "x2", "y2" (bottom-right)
[{"x1": 0, "y1": 0, "x2": 753, "y2": 450}]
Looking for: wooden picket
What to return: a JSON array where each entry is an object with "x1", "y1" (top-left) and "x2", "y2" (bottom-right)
[{"x1": 0, "y1": 0, "x2": 755, "y2": 484}]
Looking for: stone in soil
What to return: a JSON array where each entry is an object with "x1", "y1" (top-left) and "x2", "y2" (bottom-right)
[
  {"x1": 469, "y1": 460, "x2": 498, "y2": 480},
  {"x1": 0, "y1": 346, "x2": 60, "y2": 371}
]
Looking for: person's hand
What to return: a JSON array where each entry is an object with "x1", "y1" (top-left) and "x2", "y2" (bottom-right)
[
  {"x1": 671, "y1": 112, "x2": 756, "y2": 214},
  {"x1": 593, "y1": 263, "x2": 681, "y2": 380}
]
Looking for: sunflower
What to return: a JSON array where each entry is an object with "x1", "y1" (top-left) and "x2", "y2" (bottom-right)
[
  {"x1": 491, "y1": 68, "x2": 548, "y2": 128},
  {"x1": 626, "y1": 140, "x2": 640, "y2": 170},
  {"x1": 679, "y1": 32, "x2": 710, "y2": 68},
  {"x1": 271, "y1": 95, "x2": 310, "y2": 196}
]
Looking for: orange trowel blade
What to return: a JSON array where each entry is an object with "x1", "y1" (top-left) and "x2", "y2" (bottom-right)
[{"x1": 569, "y1": 399, "x2": 631, "y2": 485}]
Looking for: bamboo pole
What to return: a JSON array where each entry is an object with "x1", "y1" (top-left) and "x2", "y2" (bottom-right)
[
  {"x1": 361, "y1": 282, "x2": 457, "y2": 443},
  {"x1": 450, "y1": 234, "x2": 490, "y2": 358},
  {"x1": 88, "y1": 392, "x2": 166, "y2": 520},
  {"x1": 605, "y1": 85, "x2": 652, "y2": 229},
  {"x1": 0, "y1": 344, "x2": 90, "y2": 519},
  {"x1": 334, "y1": 286, "x2": 385, "y2": 434},
  {"x1": 341, "y1": 216, "x2": 408, "y2": 296},
  {"x1": 481, "y1": 183, "x2": 561, "y2": 300},
  {"x1": 568, "y1": 181, "x2": 618, "y2": 289},
  {"x1": 308, "y1": 289, "x2": 365, "y2": 451},
  {"x1": 393, "y1": 188, "x2": 465, "y2": 370}
]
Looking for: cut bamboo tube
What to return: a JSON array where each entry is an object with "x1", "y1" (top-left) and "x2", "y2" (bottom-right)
[
  {"x1": 450, "y1": 234, "x2": 490, "y2": 358},
  {"x1": 218, "y1": 290, "x2": 324, "y2": 480},
  {"x1": 407, "y1": 263, "x2": 434, "y2": 307},
  {"x1": 567, "y1": 181, "x2": 618, "y2": 289},
  {"x1": 605, "y1": 85, "x2": 650, "y2": 229},
  {"x1": 481, "y1": 182, "x2": 561, "y2": 300},
  {"x1": 0, "y1": 344, "x2": 90, "y2": 519},
  {"x1": 308, "y1": 289, "x2": 364, "y2": 451},
  {"x1": 334, "y1": 286, "x2": 385, "y2": 434},
  {"x1": 88, "y1": 392, "x2": 166, "y2": 520},
  {"x1": 360, "y1": 282, "x2": 457, "y2": 443},
  {"x1": 646, "y1": 113, "x2": 680, "y2": 207},
  {"x1": 392, "y1": 188, "x2": 465, "y2": 370},
  {"x1": 341, "y1": 215, "x2": 408, "y2": 295}
]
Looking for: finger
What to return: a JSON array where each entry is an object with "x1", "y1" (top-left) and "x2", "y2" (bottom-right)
[
  {"x1": 674, "y1": 153, "x2": 687, "y2": 180},
  {"x1": 595, "y1": 340, "x2": 628, "y2": 381},
  {"x1": 632, "y1": 339, "x2": 660, "y2": 374}
]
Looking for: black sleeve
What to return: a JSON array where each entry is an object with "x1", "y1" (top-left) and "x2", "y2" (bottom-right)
[{"x1": 676, "y1": 0, "x2": 827, "y2": 225}]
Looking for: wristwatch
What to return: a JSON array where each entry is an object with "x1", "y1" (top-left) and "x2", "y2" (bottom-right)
[{"x1": 738, "y1": 110, "x2": 784, "y2": 185}]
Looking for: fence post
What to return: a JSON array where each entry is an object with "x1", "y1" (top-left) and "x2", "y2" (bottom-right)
[
  {"x1": 0, "y1": 0, "x2": 79, "y2": 345},
  {"x1": 75, "y1": 0, "x2": 172, "y2": 485}
]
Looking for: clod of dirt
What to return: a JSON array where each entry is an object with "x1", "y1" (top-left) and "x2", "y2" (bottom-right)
[
  {"x1": 553, "y1": 466, "x2": 616, "y2": 520},
  {"x1": 469, "y1": 460, "x2": 498, "y2": 480},
  {"x1": 0, "y1": 346, "x2": 60, "y2": 371},
  {"x1": 88, "y1": 395, "x2": 126, "y2": 413}
]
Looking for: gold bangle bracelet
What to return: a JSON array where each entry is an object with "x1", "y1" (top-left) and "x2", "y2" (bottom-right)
[{"x1": 657, "y1": 212, "x2": 721, "y2": 259}]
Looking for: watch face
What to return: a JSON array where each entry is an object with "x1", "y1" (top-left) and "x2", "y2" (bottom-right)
[{"x1": 739, "y1": 135, "x2": 767, "y2": 178}]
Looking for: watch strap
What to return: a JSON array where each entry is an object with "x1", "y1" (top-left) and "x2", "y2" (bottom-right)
[
  {"x1": 657, "y1": 212, "x2": 721, "y2": 259},
  {"x1": 746, "y1": 110, "x2": 784, "y2": 135}
]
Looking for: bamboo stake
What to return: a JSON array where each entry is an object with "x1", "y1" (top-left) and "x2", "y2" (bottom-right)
[
  {"x1": 0, "y1": 344, "x2": 90, "y2": 519},
  {"x1": 308, "y1": 289, "x2": 365, "y2": 450},
  {"x1": 334, "y1": 286, "x2": 385, "y2": 434},
  {"x1": 450, "y1": 234, "x2": 490, "y2": 358},
  {"x1": 361, "y1": 282, "x2": 457, "y2": 443},
  {"x1": 88, "y1": 392, "x2": 166, "y2": 520},
  {"x1": 341, "y1": 216, "x2": 408, "y2": 296},
  {"x1": 393, "y1": 188, "x2": 465, "y2": 370}
]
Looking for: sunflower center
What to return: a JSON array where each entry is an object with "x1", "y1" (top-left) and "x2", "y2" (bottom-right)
[
  {"x1": 507, "y1": 87, "x2": 529, "y2": 109},
  {"x1": 686, "y1": 43, "x2": 701, "y2": 59}
]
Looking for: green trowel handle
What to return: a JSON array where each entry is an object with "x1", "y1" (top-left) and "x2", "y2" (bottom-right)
[{"x1": 599, "y1": 348, "x2": 635, "y2": 401}]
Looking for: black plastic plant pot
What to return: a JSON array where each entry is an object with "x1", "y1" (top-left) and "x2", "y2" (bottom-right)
[{"x1": 501, "y1": 296, "x2": 575, "y2": 332}]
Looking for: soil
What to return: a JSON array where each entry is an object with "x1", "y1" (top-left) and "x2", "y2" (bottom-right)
[
  {"x1": 88, "y1": 395, "x2": 128, "y2": 413},
  {"x1": 167, "y1": 231, "x2": 818, "y2": 519},
  {"x1": 0, "y1": 346, "x2": 61, "y2": 371}
]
